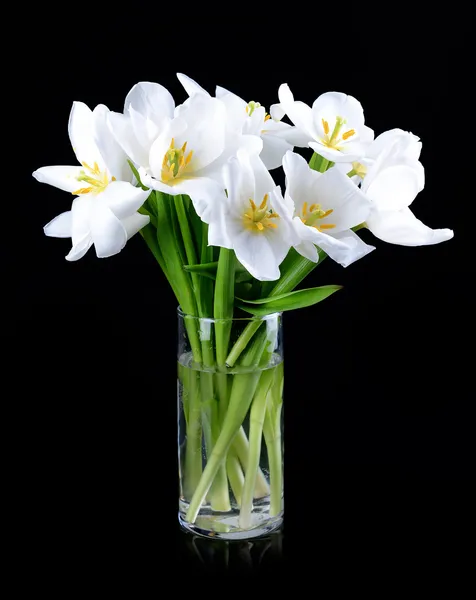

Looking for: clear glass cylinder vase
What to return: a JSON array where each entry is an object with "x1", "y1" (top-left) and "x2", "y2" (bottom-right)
[{"x1": 177, "y1": 309, "x2": 284, "y2": 540}]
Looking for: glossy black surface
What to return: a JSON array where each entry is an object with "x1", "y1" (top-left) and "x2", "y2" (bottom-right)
[{"x1": 10, "y1": 8, "x2": 472, "y2": 582}]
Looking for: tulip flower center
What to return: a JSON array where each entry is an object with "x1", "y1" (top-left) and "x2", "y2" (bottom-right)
[
  {"x1": 72, "y1": 162, "x2": 115, "y2": 195},
  {"x1": 161, "y1": 138, "x2": 194, "y2": 184},
  {"x1": 300, "y1": 202, "x2": 336, "y2": 231},
  {"x1": 243, "y1": 193, "x2": 279, "y2": 233},
  {"x1": 320, "y1": 116, "x2": 356, "y2": 151},
  {"x1": 246, "y1": 101, "x2": 271, "y2": 122}
]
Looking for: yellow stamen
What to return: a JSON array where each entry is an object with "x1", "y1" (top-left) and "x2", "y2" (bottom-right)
[
  {"x1": 243, "y1": 193, "x2": 280, "y2": 233},
  {"x1": 181, "y1": 142, "x2": 187, "y2": 153},
  {"x1": 264, "y1": 114, "x2": 271, "y2": 121},
  {"x1": 322, "y1": 119, "x2": 329, "y2": 135},
  {"x1": 111, "y1": 176, "x2": 116, "y2": 181},
  {"x1": 179, "y1": 156, "x2": 185, "y2": 168},
  {"x1": 186, "y1": 151, "x2": 193, "y2": 165},
  {"x1": 171, "y1": 138, "x2": 175, "y2": 148},
  {"x1": 246, "y1": 105, "x2": 249, "y2": 113},
  {"x1": 309, "y1": 203, "x2": 318, "y2": 212},
  {"x1": 72, "y1": 186, "x2": 93, "y2": 195},
  {"x1": 319, "y1": 223, "x2": 336, "y2": 230},
  {"x1": 302, "y1": 202, "x2": 308, "y2": 216},
  {"x1": 322, "y1": 209, "x2": 334, "y2": 218},
  {"x1": 342, "y1": 129, "x2": 355, "y2": 140}
]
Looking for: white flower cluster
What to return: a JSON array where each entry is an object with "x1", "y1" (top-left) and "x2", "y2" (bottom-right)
[{"x1": 33, "y1": 75, "x2": 453, "y2": 280}]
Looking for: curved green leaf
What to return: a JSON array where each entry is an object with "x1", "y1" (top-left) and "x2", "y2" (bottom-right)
[{"x1": 236, "y1": 285, "x2": 342, "y2": 315}]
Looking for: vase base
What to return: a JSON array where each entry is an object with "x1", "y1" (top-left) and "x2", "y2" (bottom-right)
[{"x1": 178, "y1": 501, "x2": 283, "y2": 541}]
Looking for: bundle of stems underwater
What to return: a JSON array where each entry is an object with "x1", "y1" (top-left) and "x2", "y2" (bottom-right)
[{"x1": 140, "y1": 154, "x2": 334, "y2": 527}]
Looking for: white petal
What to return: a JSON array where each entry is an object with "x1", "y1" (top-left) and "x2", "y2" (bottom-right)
[
  {"x1": 278, "y1": 84, "x2": 318, "y2": 141},
  {"x1": 282, "y1": 151, "x2": 315, "y2": 214},
  {"x1": 121, "y1": 213, "x2": 150, "y2": 239},
  {"x1": 125, "y1": 82, "x2": 175, "y2": 128},
  {"x1": 43, "y1": 211, "x2": 72, "y2": 238},
  {"x1": 312, "y1": 92, "x2": 365, "y2": 135},
  {"x1": 270, "y1": 103, "x2": 285, "y2": 121},
  {"x1": 271, "y1": 125, "x2": 313, "y2": 147},
  {"x1": 218, "y1": 92, "x2": 248, "y2": 133},
  {"x1": 177, "y1": 73, "x2": 210, "y2": 97},
  {"x1": 365, "y1": 164, "x2": 424, "y2": 211},
  {"x1": 102, "y1": 181, "x2": 151, "y2": 219},
  {"x1": 174, "y1": 96, "x2": 226, "y2": 170},
  {"x1": 148, "y1": 118, "x2": 188, "y2": 179},
  {"x1": 66, "y1": 197, "x2": 93, "y2": 261},
  {"x1": 107, "y1": 111, "x2": 149, "y2": 169},
  {"x1": 361, "y1": 125, "x2": 375, "y2": 144},
  {"x1": 216, "y1": 85, "x2": 234, "y2": 99},
  {"x1": 366, "y1": 207, "x2": 454, "y2": 246},
  {"x1": 93, "y1": 104, "x2": 130, "y2": 181},
  {"x1": 331, "y1": 229, "x2": 375, "y2": 267},
  {"x1": 366, "y1": 129, "x2": 421, "y2": 162},
  {"x1": 249, "y1": 153, "x2": 277, "y2": 202},
  {"x1": 260, "y1": 134, "x2": 293, "y2": 170},
  {"x1": 207, "y1": 197, "x2": 233, "y2": 249},
  {"x1": 172, "y1": 177, "x2": 227, "y2": 221},
  {"x1": 68, "y1": 101, "x2": 104, "y2": 167},
  {"x1": 33, "y1": 166, "x2": 83, "y2": 193},
  {"x1": 232, "y1": 229, "x2": 282, "y2": 281},
  {"x1": 90, "y1": 204, "x2": 128, "y2": 258},
  {"x1": 71, "y1": 196, "x2": 92, "y2": 246},
  {"x1": 293, "y1": 216, "x2": 362, "y2": 267},
  {"x1": 309, "y1": 166, "x2": 372, "y2": 231},
  {"x1": 129, "y1": 107, "x2": 161, "y2": 155},
  {"x1": 308, "y1": 141, "x2": 364, "y2": 163},
  {"x1": 65, "y1": 235, "x2": 93, "y2": 261},
  {"x1": 294, "y1": 240, "x2": 319, "y2": 262}
]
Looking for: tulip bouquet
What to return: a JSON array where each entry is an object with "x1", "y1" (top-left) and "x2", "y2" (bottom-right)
[{"x1": 33, "y1": 74, "x2": 453, "y2": 539}]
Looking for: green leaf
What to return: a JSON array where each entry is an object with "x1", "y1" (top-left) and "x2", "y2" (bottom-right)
[
  {"x1": 184, "y1": 261, "x2": 218, "y2": 274},
  {"x1": 127, "y1": 160, "x2": 149, "y2": 191},
  {"x1": 184, "y1": 261, "x2": 252, "y2": 284},
  {"x1": 261, "y1": 247, "x2": 327, "y2": 297},
  {"x1": 236, "y1": 285, "x2": 342, "y2": 315}
]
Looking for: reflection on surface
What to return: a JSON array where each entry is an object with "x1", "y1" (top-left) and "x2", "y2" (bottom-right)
[{"x1": 179, "y1": 528, "x2": 283, "y2": 572}]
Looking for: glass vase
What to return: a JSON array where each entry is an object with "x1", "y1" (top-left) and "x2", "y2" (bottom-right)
[{"x1": 177, "y1": 309, "x2": 284, "y2": 540}]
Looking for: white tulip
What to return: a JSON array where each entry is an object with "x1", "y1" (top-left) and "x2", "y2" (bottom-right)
[
  {"x1": 206, "y1": 149, "x2": 296, "y2": 281},
  {"x1": 283, "y1": 152, "x2": 374, "y2": 267},
  {"x1": 362, "y1": 130, "x2": 454, "y2": 246},
  {"x1": 33, "y1": 102, "x2": 150, "y2": 261},
  {"x1": 278, "y1": 84, "x2": 374, "y2": 163},
  {"x1": 177, "y1": 73, "x2": 306, "y2": 170},
  {"x1": 109, "y1": 82, "x2": 259, "y2": 219}
]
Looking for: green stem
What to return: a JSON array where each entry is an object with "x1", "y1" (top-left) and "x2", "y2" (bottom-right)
[
  {"x1": 214, "y1": 248, "x2": 235, "y2": 367},
  {"x1": 155, "y1": 192, "x2": 202, "y2": 361},
  {"x1": 226, "y1": 449, "x2": 245, "y2": 506},
  {"x1": 309, "y1": 152, "x2": 333, "y2": 173},
  {"x1": 239, "y1": 368, "x2": 276, "y2": 528},
  {"x1": 174, "y1": 195, "x2": 202, "y2": 313},
  {"x1": 183, "y1": 367, "x2": 202, "y2": 499},
  {"x1": 185, "y1": 370, "x2": 261, "y2": 524},
  {"x1": 225, "y1": 321, "x2": 263, "y2": 368},
  {"x1": 263, "y1": 415, "x2": 283, "y2": 517},
  {"x1": 232, "y1": 427, "x2": 269, "y2": 498}
]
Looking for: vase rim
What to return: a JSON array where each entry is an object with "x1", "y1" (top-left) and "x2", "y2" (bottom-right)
[{"x1": 177, "y1": 306, "x2": 282, "y2": 322}]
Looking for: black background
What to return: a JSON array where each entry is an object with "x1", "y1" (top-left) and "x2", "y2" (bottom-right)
[{"x1": 10, "y1": 7, "x2": 473, "y2": 585}]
